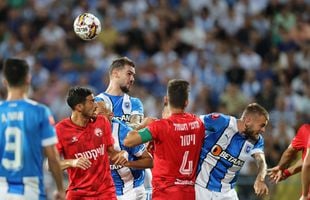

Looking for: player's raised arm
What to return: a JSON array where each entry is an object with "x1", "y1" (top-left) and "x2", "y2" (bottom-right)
[
  {"x1": 253, "y1": 152, "x2": 269, "y2": 196},
  {"x1": 267, "y1": 144, "x2": 299, "y2": 183}
]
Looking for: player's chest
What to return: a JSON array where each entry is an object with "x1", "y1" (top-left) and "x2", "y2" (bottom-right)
[{"x1": 61, "y1": 126, "x2": 105, "y2": 147}]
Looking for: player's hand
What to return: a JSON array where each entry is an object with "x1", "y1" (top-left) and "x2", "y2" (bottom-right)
[
  {"x1": 138, "y1": 117, "x2": 157, "y2": 129},
  {"x1": 299, "y1": 195, "x2": 308, "y2": 200},
  {"x1": 72, "y1": 157, "x2": 92, "y2": 170},
  {"x1": 53, "y1": 190, "x2": 65, "y2": 200},
  {"x1": 267, "y1": 166, "x2": 283, "y2": 183},
  {"x1": 254, "y1": 179, "x2": 268, "y2": 196},
  {"x1": 113, "y1": 150, "x2": 128, "y2": 166}
]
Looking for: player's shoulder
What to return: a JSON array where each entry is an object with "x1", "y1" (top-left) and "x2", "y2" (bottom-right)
[
  {"x1": 95, "y1": 114, "x2": 110, "y2": 124},
  {"x1": 297, "y1": 123, "x2": 310, "y2": 135},
  {"x1": 128, "y1": 95, "x2": 143, "y2": 104},
  {"x1": 55, "y1": 118, "x2": 70, "y2": 128},
  {"x1": 199, "y1": 113, "x2": 230, "y2": 124},
  {"x1": 95, "y1": 92, "x2": 108, "y2": 99}
]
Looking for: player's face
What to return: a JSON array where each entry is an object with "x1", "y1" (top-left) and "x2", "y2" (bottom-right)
[
  {"x1": 244, "y1": 114, "x2": 268, "y2": 141},
  {"x1": 117, "y1": 65, "x2": 135, "y2": 93},
  {"x1": 81, "y1": 95, "x2": 97, "y2": 119}
]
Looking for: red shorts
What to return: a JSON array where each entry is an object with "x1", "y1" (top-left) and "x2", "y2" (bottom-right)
[{"x1": 153, "y1": 185, "x2": 195, "y2": 200}]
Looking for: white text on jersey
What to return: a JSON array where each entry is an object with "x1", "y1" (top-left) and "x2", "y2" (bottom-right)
[
  {"x1": 173, "y1": 120, "x2": 200, "y2": 131},
  {"x1": 180, "y1": 134, "x2": 196, "y2": 146},
  {"x1": 1, "y1": 112, "x2": 24, "y2": 122},
  {"x1": 74, "y1": 144, "x2": 105, "y2": 160}
]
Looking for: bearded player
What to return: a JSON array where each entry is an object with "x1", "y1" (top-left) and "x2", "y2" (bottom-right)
[
  {"x1": 55, "y1": 87, "x2": 128, "y2": 199},
  {"x1": 196, "y1": 103, "x2": 269, "y2": 200},
  {"x1": 95, "y1": 57, "x2": 152, "y2": 199}
]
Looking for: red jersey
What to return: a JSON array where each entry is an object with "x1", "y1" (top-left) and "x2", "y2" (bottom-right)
[
  {"x1": 147, "y1": 112, "x2": 205, "y2": 200},
  {"x1": 56, "y1": 115, "x2": 116, "y2": 199},
  {"x1": 291, "y1": 124, "x2": 310, "y2": 160}
]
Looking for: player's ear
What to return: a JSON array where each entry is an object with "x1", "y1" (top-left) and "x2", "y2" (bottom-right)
[
  {"x1": 163, "y1": 96, "x2": 168, "y2": 105},
  {"x1": 2, "y1": 78, "x2": 8, "y2": 87},
  {"x1": 75, "y1": 103, "x2": 83, "y2": 112},
  {"x1": 26, "y1": 74, "x2": 31, "y2": 85},
  {"x1": 184, "y1": 100, "x2": 188, "y2": 107},
  {"x1": 112, "y1": 69, "x2": 120, "y2": 78}
]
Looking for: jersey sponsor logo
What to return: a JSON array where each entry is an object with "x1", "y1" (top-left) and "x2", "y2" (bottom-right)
[
  {"x1": 71, "y1": 136, "x2": 78, "y2": 143},
  {"x1": 174, "y1": 179, "x2": 194, "y2": 185},
  {"x1": 74, "y1": 144, "x2": 105, "y2": 160},
  {"x1": 94, "y1": 128, "x2": 103, "y2": 137},
  {"x1": 211, "y1": 113, "x2": 220, "y2": 119},
  {"x1": 110, "y1": 164, "x2": 123, "y2": 170},
  {"x1": 211, "y1": 145, "x2": 245, "y2": 167},
  {"x1": 115, "y1": 114, "x2": 131, "y2": 122}
]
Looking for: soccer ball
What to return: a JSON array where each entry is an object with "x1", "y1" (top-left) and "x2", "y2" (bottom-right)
[{"x1": 73, "y1": 13, "x2": 101, "y2": 40}]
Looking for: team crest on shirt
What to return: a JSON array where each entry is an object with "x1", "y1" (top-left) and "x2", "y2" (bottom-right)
[
  {"x1": 124, "y1": 102, "x2": 130, "y2": 108},
  {"x1": 211, "y1": 113, "x2": 220, "y2": 119},
  {"x1": 245, "y1": 144, "x2": 252, "y2": 154},
  {"x1": 94, "y1": 128, "x2": 103, "y2": 137}
]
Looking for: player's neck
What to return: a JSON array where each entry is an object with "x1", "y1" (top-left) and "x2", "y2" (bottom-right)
[
  {"x1": 70, "y1": 113, "x2": 89, "y2": 127},
  {"x1": 6, "y1": 88, "x2": 28, "y2": 101},
  {"x1": 169, "y1": 107, "x2": 185, "y2": 115},
  {"x1": 105, "y1": 84, "x2": 124, "y2": 96}
]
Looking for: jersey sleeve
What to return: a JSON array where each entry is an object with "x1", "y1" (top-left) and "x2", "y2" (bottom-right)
[
  {"x1": 250, "y1": 135, "x2": 264, "y2": 155},
  {"x1": 199, "y1": 113, "x2": 230, "y2": 134},
  {"x1": 40, "y1": 105, "x2": 58, "y2": 147},
  {"x1": 131, "y1": 97, "x2": 144, "y2": 116},
  {"x1": 55, "y1": 123, "x2": 64, "y2": 155},
  {"x1": 147, "y1": 120, "x2": 165, "y2": 142},
  {"x1": 129, "y1": 143, "x2": 147, "y2": 157},
  {"x1": 102, "y1": 116, "x2": 114, "y2": 146},
  {"x1": 291, "y1": 124, "x2": 307, "y2": 150}
]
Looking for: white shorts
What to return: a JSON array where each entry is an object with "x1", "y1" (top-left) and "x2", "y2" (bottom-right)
[
  {"x1": 117, "y1": 185, "x2": 146, "y2": 200},
  {"x1": 195, "y1": 184, "x2": 238, "y2": 200}
]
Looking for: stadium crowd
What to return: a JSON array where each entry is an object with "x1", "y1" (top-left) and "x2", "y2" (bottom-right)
[{"x1": 0, "y1": 0, "x2": 310, "y2": 199}]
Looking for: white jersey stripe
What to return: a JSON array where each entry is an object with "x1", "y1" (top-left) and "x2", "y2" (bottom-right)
[{"x1": 23, "y1": 177, "x2": 39, "y2": 200}]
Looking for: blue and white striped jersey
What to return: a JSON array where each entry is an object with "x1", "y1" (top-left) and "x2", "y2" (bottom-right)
[
  {"x1": 110, "y1": 118, "x2": 146, "y2": 196},
  {"x1": 196, "y1": 113, "x2": 264, "y2": 192},
  {"x1": 95, "y1": 92, "x2": 144, "y2": 123},
  {"x1": 0, "y1": 99, "x2": 57, "y2": 200}
]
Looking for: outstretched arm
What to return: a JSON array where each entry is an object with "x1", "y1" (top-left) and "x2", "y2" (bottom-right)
[
  {"x1": 125, "y1": 150, "x2": 153, "y2": 169},
  {"x1": 268, "y1": 158, "x2": 303, "y2": 183},
  {"x1": 277, "y1": 145, "x2": 299, "y2": 169},
  {"x1": 267, "y1": 145, "x2": 299, "y2": 183},
  {"x1": 253, "y1": 153, "x2": 269, "y2": 196}
]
